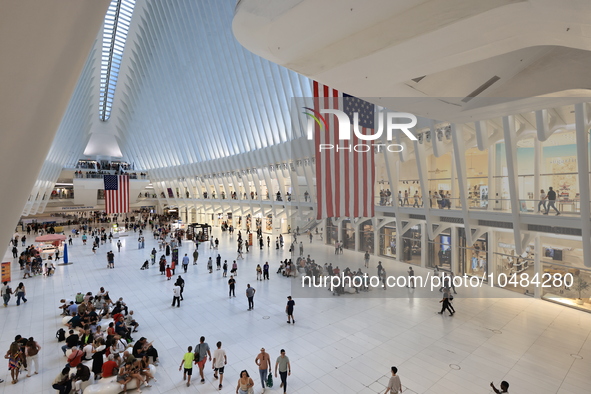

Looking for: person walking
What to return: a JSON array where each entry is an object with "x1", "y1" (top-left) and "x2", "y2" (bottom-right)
[
  {"x1": 299, "y1": 241, "x2": 303, "y2": 256},
  {"x1": 176, "y1": 276, "x2": 185, "y2": 301},
  {"x1": 383, "y1": 366, "x2": 402, "y2": 393},
  {"x1": 274, "y1": 349, "x2": 290, "y2": 394},
  {"x1": 255, "y1": 348, "x2": 271, "y2": 393},
  {"x1": 236, "y1": 370, "x2": 255, "y2": 394},
  {"x1": 166, "y1": 265, "x2": 172, "y2": 280},
  {"x1": 537, "y1": 189, "x2": 547, "y2": 213},
  {"x1": 490, "y1": 380, "x2": 510, "y2": 393},
  {"x1": 194, "y1": 337, "x2": 211, "y2": 384},
  {"x1": 207, "y1": 257, "x2": 213, "y2": 273},
  {"x1": 407, "y1": 267, "x2": 415, "y2": 289},
  {"x1": 212, "y1": 341, "x2": 227, "y2": 390},
  {"x1": 438, "y1": 288, "x2": 454, "y2": 316},
  {"x1": 179, "y1": 346, "x2": 194, "y2": 387},
  {"x1": 182, "y1": 254, "x2": 189, "y2": 273},
  {"x1": 107, "y1": 251, "x2": 114, "y2": 269},
  {"x1": 228, "y1": 276, "x2": 236, "y2": 297},
  {"x1": 15, "y1": 282, "x2": 27, "y2": 306},
  {"x1": 263, "y1": 262, "x2": 269, "y2": 280},
  {"x1": 544, "y1": 186, "x2": 560, "y2": 215},
  {"x1": 216, "y1": 254, "x2": 221, "y2": 271},
  {"x1": 256, "y1": 264, "x2": 262, "y2": 281},
  {"x1": 246, "y1": 284, "x2": 256, "y2": 311},
  {"x1": 25, "y1": 337, "x2": 41, "y2": 377},
  {"x1": 116, "y1": 240, "x2": 121, "y2": 252},
  {"x1": 364, "y1": 250, "x2": 370, "y2": 268},
  {"x1": 286, "y1": 296, "x2": 295, "y2": 324},
  {"x1": 172, "y1": 283, "x2": 181, "y2": 307},
  {"x1": 192, "y1": 249, "x2": 199, "y2": 265},
  {"x1": 223, "y1": 260, "x2": 228, "y2": 277},
  {"x1": 1, "y1": 281, "x2": 12, "y2": 307}
]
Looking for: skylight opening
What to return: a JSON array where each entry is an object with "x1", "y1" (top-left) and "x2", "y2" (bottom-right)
[{"x1": 99, "y1": 0, "x2": 136, "y2": 121}]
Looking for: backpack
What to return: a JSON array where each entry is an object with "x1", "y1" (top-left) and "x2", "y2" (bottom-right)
[{"x1": 56, "y1": 328, "x2": 66, "y2": 342}]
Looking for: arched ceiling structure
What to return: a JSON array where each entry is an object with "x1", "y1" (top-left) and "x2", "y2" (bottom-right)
[{"x1": 233, "y1": 0, "x2": 591, "y2": 122}]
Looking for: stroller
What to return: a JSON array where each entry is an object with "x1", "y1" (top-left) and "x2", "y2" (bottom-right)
[{"x1": 140, "y1": 260, "x2": 150, "y2": 270}]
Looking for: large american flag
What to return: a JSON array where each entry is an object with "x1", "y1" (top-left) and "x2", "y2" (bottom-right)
[
  {"x1": 313, "y1": 81, "x2": 375, "y2": 219},
  {"x1": 104, "y1": 175, "x2": 130, "y2": 214}
]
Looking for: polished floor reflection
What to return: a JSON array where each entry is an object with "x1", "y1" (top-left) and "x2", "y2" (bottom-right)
[{"x1": 0, "y1": 227, "x2": 590, "y2": 394}]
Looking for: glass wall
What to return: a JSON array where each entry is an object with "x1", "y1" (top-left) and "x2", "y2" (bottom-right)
[
  {"x1": 379, "y1": 225, "x2": 396, "y2": 259},
  {"x1": 359, "y1": 220, "x2": 374, "y2": 254},
  {"x1": 458, "y1": 229, "x2": 488, "y2": 278},
  {"x1": 342, "y1": 220, "x2": 355, "y2": 250},
  {"x1": 427, "y1": 153, "x2": 453, "y2": 209},
  {"x1": 326, "y1": 218, "x2": 338, "y2": 245},
  {"x1": 427, "y1": 228, "x2": 452, "y2": 270},
  {"x1": 401, "y1": 224, "x2": 421, "y2": 266},
  {"x1": 540, "y1": 130, "x2": 580, "y2": 214},
  {"x1": 540, "y1": 237, "x2": 591, "y2": 311},
  {"x1": 398, "y1": 158, "x2": 421, "y2": 207},
  {"x1": 493, "y1": 232, "x2": 535, "y2": 296},
  {"x1": 465, "y1": 147, "x2": 489, "y2": 209}
]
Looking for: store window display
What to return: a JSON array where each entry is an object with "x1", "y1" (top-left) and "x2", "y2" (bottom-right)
[
  {"x1": 494, "y1": 233, "x2": 535, "y2": 295},
  {"x1": 458, "y1": 229, "x2": 488, "y2": 278},
  {"x1": 341, "y1": 220, "x2": 355, "y2": 250},
  {"x1": 540, "y1": 237, "x2": 591, "y2": 311},
  {"x1": 401, "y1": 225, "x2": 421, "y2": 266},
  {"x1": 359, "y1": 221, "x2": 374, "y2": 254},
  {"x1": 379, "y1": 226, "x2": 396, "y2": 259},
  {"x1": 465, "y1": 147, "x2": 489, "y2": 209},
  {"x1": 427, "y1": 229, "x2": 452, "y2": 270}
]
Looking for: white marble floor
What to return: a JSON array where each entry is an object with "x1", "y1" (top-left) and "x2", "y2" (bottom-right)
[{"x1": 1, "y1": 227, "x2": 590, "y2": 394}]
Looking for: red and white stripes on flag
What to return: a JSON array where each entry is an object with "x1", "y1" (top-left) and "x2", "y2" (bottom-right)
[
  {"x1": 313, "y1": 81, "x2": 375, "y2": 219},
  {"x1": 103, "y1": 175, "x2": 130, "y2": 214}
]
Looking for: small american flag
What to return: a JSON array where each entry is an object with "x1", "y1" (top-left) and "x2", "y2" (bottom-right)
[{"x1": 104, "y1": 175, "x2": 129, "y2": 214}]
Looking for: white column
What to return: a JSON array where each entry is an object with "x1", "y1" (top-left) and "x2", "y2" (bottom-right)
[
  {"x1": 502, "y1": 116, "x2": 523, "y2": 255},
  {"x1": 575, "y1": 103, "x2": 591, "y2": 267},
  {"x1": 534, "y1": 235, "x2": 542, "y2": 298}
]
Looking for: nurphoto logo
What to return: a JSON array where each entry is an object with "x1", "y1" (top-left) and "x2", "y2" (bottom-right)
[{"x1": 303, "y1": 107, "x2": 418, "y2": 153}]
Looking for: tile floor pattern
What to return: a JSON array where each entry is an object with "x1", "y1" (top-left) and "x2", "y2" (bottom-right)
[{"x1": 0, "y1": 227, "x2": 590, "y2": 394}]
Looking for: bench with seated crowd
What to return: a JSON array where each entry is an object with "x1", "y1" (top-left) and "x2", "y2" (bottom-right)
[{"x1": 55, "y1": 287, "x2": 158, "y2": 394}]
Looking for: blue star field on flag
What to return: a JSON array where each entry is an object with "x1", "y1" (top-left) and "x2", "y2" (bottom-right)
[{"x1": 343, "y1": 93, "x2": 375, "y2": 129}]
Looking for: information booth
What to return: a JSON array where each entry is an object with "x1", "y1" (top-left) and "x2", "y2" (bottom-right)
[{"x1": 187, "y1": 223, "x2": 212, "y2": 242}]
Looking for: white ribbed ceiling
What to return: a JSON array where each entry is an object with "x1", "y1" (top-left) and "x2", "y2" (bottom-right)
[{"x1": 112, "y1": 0, "x2": 312, "y2": 169}]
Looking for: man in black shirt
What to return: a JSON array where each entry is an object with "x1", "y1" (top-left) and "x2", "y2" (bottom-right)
[
  {"x1": 62, "y1": 330, "x2": 79, "y2": 355},
  {"x1": 544, "y1": 186, "x2": 560, "y2": 215},
  {"x1": 228, "y1": 276, "x2": 236, "y2": 297}
]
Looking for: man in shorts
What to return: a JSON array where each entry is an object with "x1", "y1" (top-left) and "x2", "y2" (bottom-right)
[
  {"x1": 179, "y1": 346, "x2": 194, "y2": 387},
  {"x1": 194, "y1": 336, "x2": 211, "y2": 384},
  {"x1": 212, "y1": 341, "x2": 227, "y2": 390}
]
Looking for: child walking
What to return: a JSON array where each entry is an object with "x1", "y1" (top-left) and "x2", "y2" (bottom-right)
[
  {"x1": 166, "y1": 265, "x2": 172, "y2": 280},
  {"x1": 179, "y1": 346, "x2": 195, "y2": 387}
]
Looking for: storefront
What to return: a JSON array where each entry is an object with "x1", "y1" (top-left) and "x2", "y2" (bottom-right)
[
  {"x1": 326, "y1": 218, "x2": 338, "y2": 245},
  {"x1": 342, "y1": 220, "x2": 355, "y2": 250},
  {"x1": 540, "y1": 237, "x2": 591, "y2": 312},
  {"x1": 458, "y1": 229, "x2": 488, "y2": 278},
  {"x1": 379, "y1": 225, "x2": 396, "y2": 259},
  {"x1": 401, "y1": 224, "x2": 421, "y2": 266},
  {"x1": 359, "y1": 220, "x2": 374, "y2": 253},
  {"x1": 427, "y1": 228, "x2": 451, "y2": 270},
  {"x1": 493, "y1": 232, "x2": 535, "y2": 296}
]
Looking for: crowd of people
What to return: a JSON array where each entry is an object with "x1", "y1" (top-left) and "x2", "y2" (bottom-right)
[{"x1": 56, "y1": 287, "x2": 158, "y2": 393}]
